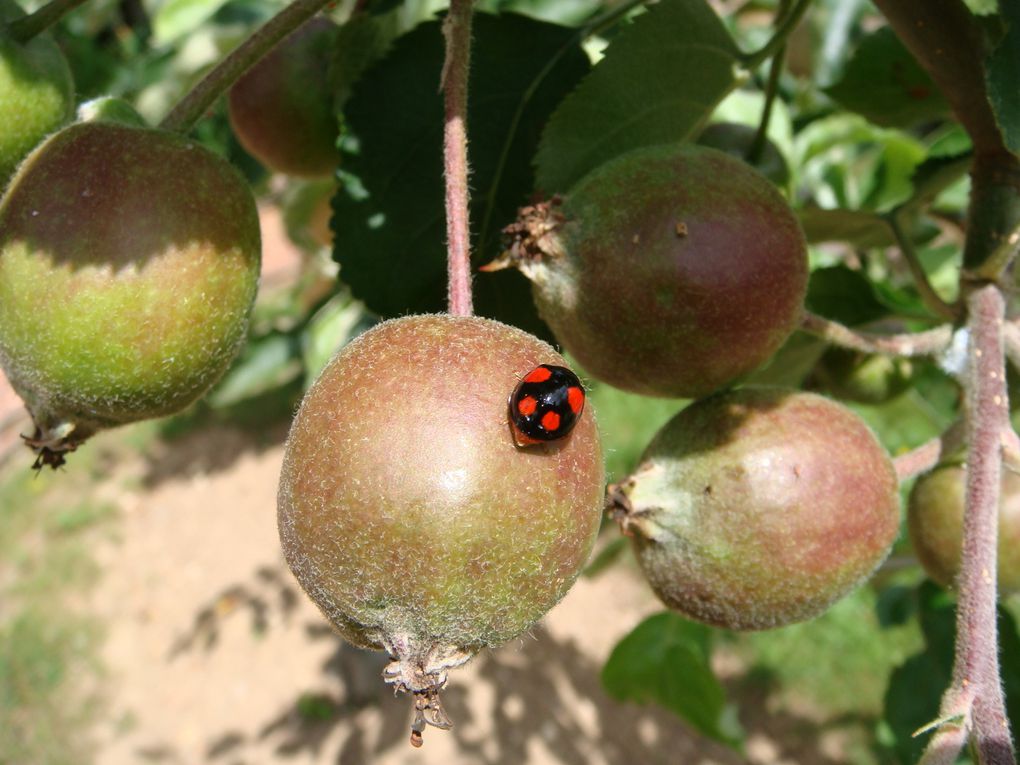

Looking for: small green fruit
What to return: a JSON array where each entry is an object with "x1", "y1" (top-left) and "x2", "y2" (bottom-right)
[
  {"x1": 608, "y1": 388, "x2": 900, "y2": 630},
  {"x1": 908, "y1": 464, "x2": 1020, "y2": 595},
  {"x1": 495, "y1": 143, "x2": 808, "y2": 398},
  {"x1": 810, "y1": 347, "x2": 914, "y2": 404},
  {"x1": 0, "y1": 3, "x2": 74, "y2": 186},
  {"x1": 0, "y1": 121, "x2": 261, "y2": 466},
  {"x1": 228, "y1": 17, "x2": 340, "y2": 178},
  {"x1": 278, "y1": 314, "x2": 604, "y2": 742}
]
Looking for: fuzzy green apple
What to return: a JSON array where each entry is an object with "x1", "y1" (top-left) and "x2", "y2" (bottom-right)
[{"x1": 0, "y1": 121, "x2": 261, "y2": 466}]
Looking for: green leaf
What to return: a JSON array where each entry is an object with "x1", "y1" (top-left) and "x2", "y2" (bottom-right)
[
  {"x1": 798, "y1": 207, "x2": 895, "y2": 248},
  {"x1": 152, "y1": 0, "x2": 230, "y2": 45},
  {"x1": 986, "y1": 0, "x2": 1020, "y2": 156},
  {"x1": 882, "y1": 583, "x2": 955, "y2": 764},
  {"x1": 332, "y1": 13, "x2": 589, "y2": 332},
  {"x1": 206, "y1": 332, "x2": 303, "y2": 408},
  {"x1": 535, "y1": 0, "x2": 741, "y2": 193},
  {"x1": 743, "y1": 331, "x2": 827, "y2": 388},
  {"x1": 825, "y1": 27, "x2": 949, "y2": 129},
  {"x1": 805, "y1": 266, "x2": 890, "y2": 326},
  {"x1": 330, "y1": 13, "x2": 402, "y2": 114},
  {"x1": 602, "y1": 612, "x2": 743, "y2": 748},
  {"x1": 301, "y1": 292, "x2": 376, "y2": 385}
]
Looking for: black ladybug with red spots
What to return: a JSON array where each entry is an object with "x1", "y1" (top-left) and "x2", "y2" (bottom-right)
[{"x1": 508, "y1": 364, "x2": 585, "y2": 446}]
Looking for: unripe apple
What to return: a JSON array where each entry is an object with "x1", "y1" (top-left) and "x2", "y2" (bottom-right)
[
  {"x1": 608, "y1": 388, "x2": 900, "y2": 630},
  {"x1": 0, "y1": 121, "x2": 261, "y2": 466},
  {"x1": 493, "y1": 143, "x2": 808, "y2": 398},
  {"x1": 228, "y1": 17, "x2": 340, "y2": 178},
  {"x1": 0, "y1": 1, "x2": 74, "y2": 185},
  {"x1": 278, "y1": 314, "x2": 604, "y2": 742},
  {"x1": 810, "y1": 347, "x2": 914, "y2": 404},
  {"x1": 908, "y1": 464, "x2": 1020, "y2": 595}
]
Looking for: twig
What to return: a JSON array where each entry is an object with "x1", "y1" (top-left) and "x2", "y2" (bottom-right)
[
  {"x1": 800, "y1": 312, "x2": 953, "y2": 357},
  {"x1": 920, "y1": 285, "x2": 1015, "y2": 765},
  {"x1": 893, "y1": 419, "x2": 965, "y2": 482},
  {"x1": 159, "y1": 0, "x2": 334, "y2": 134},
  {"x1": 740, "y1": 0, "x2": 810, "y2": 70},
  {"x1": 6, "y1": 0, "x2": 89, "y2": 42},
  {"x1": 885, "y1": 212, "x2": 960, "y2": 321},
  {"x1": 871, "y1": 0, "x2": 1004, "y2": 156},
  {"x1": 441, "y1": 0, "x2": 474, "y2": 316}
]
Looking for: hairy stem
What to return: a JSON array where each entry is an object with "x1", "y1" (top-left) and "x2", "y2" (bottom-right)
[
  {"x1": 442, "y1": 0, "x2": 474, "y2": 316},
  {"x1": 800, "y1": 312, "x2": 952, "y2": 356},
  {"x1": 159, "y1": 0, "x2": 333, "y2": 134},
  {"x1": 923, "y1": 285, "x2": 1015, "y2": 765},
  {"x1": 893, "y1": 419, "x2": 965, "y2": 482},
  {"x1": 6, "y1": 0, "x2": 88, "y2": 42}
]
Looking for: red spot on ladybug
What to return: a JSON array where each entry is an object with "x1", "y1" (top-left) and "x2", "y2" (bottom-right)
[
  {"x1": 507, "y1": 364, "x2": 585, "y2": 447},
  {"x1": 567, "y1": 386, "x2": 584, "y2": 414},
  {"x1": 524, "y1": 366, "x2": 553, "y2": 384},
  {"x1": 541, "y1": 411, "x2": 561, "y2": 432}
]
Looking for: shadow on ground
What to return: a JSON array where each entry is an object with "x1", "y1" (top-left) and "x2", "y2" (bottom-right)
[{"x1": 150, "y1": 564, "x2": 869, "y2": 765}]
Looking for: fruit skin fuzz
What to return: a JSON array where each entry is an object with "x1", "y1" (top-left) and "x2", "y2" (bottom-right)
[
  {"x1": 277, "y1": 314, "x2": 605, "y2": 744},
  {"x1": 493, "y1": 143, "x2": 809, "y2": 399},
  {"x1": 609, "y1": 388, "x2": 901, "y2": 630},
  {"x1": 0, "y1": 121, "x2": 261, "y2": 467}
]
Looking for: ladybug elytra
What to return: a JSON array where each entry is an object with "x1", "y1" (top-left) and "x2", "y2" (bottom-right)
[{"x1": 508, "y1": 364, "x2": 585, "y2": 446}]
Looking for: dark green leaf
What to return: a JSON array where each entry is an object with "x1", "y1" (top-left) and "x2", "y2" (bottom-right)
[
  {"x1": 825, "y1": 27, "x2": 949, "y2": 128},
  {"x1": 798, "y1": 207, "x2": 895, "y2": 248},
  {"x1": 743, "y1": 331, "x2": 827, "y2": 388},
  {"x1": 986, "y1": 0, "x2": 1020, "y2": 156},
  {"x1": 602, "y1": 612, "x2": 743, "y2": 748},
  {"x1": 330, "y1": 13, "x2": 402, "y2": 114},
  {"x1": 875, "y1": 585, "x2": 916, "y2": 628},
  {"x1": 882, "y1": 582, "x2": 955, "y2": 763},
  {"x1": 901, "y1": 153, "x2": 972, "y2": 215},
  {"x1": 535, "y1": 0, "x2": 740, "y2": 193},
  {"x1": 883, "y1": 652, "x2": 951, "y2": 764},
  {"x1": 805, "y1": 266, "x2": 889, "y2": 326},
  {"x1": 332, "y1": 13, "x2": 589, "y2": 333}
]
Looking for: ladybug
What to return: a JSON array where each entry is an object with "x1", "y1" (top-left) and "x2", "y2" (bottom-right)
[{"x1": 508, "y1": 364, "x2": 585, "y2": 446}]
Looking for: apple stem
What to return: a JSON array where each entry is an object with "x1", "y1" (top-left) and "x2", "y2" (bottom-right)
[
  {"x1": 920, "y1": 284, "x2": 1015, "y2": 765},
  {"x1": 800, "y1": 312, "x2": 952, "y2": 357},
  {"x1": 5, "y1": 0, "x2": 88, "y2": 43},
  {"x1": 158, "y1": 0, "x2": 334, "y2": 134},
  {"x1": 746, "y1": 0, "x2": 788, "y2": 167},
  {"x1": 740, "y1": 0, "x2": 809, "y2": 70},
  {"x1": 892, "y1": 419, "x2": 965, "y2": 482},
  {"x1": 441, "y1": 0, "x2": 475, "y2": 317}
]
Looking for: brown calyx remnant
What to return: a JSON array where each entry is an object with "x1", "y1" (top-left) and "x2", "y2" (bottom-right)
[
  {"x1": 22, "y1": 422, "x2": 91, "y2": 471},
  {"x1": 382, "y1": 638, "x2": 472, "y2": 747},
  {"x1": 480, "y1": 196, "x2": 566, "y2": 272}
]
